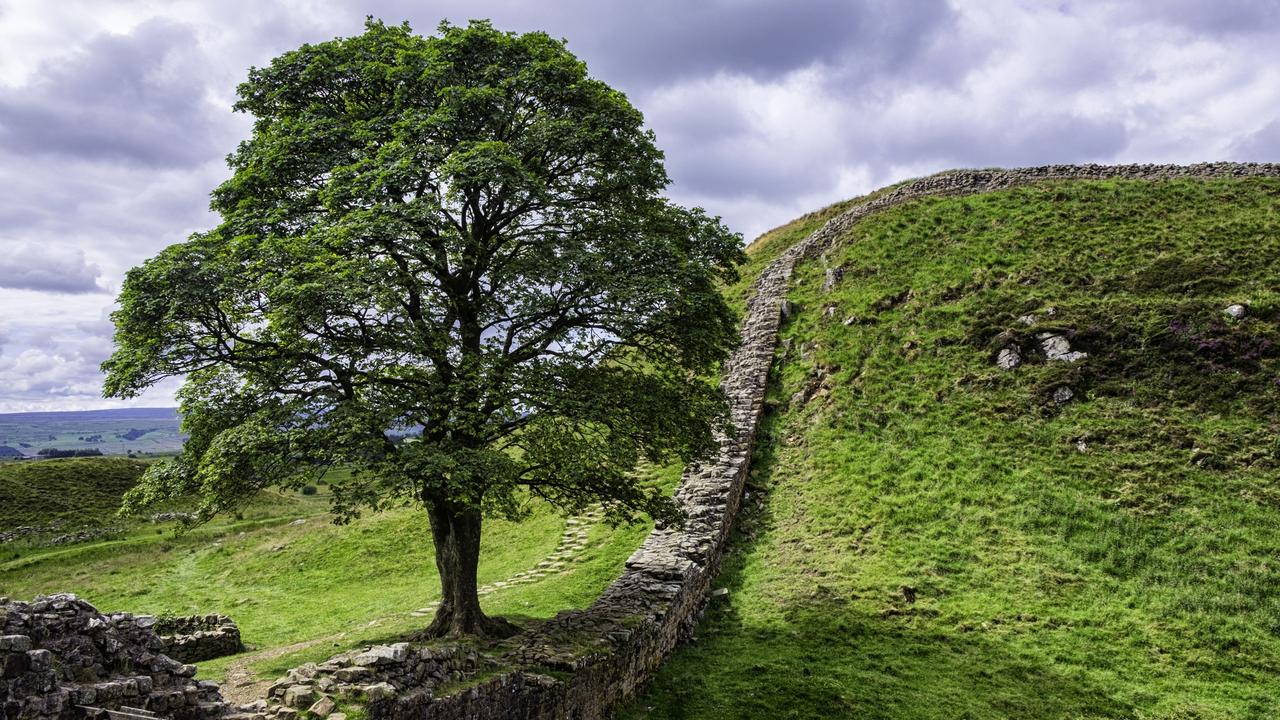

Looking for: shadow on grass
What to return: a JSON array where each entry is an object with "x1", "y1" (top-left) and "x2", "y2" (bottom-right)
[{"x1": 622, "y1": 410, "x2": 1134, "y2": 720}]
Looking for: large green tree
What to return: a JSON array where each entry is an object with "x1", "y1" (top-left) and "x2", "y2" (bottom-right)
[{"x1": 103, "y1": 19, "x2": 742, "y2": 637}]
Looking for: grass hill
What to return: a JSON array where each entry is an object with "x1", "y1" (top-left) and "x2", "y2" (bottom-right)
[
  {"x1": 0, "y1": 457, "x2": 149, "y2": 529},
  {"x1": 626, "y1": 177, "x2": 1280, "y2": 719}
]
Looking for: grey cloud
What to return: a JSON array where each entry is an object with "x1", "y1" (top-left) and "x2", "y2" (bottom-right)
[
  {"x1": 661, "y1": 111, "x2": 1128, "y2": 206},
  {"x1": 882, "y1": 114, "x2": 1130, "y2": 169},
  {"x1": 564, "y1": 0, "x2": 957, "y2": 86},
  {"x1": 1107, "y1": 0, "x2": 1280, "y2": 36},
  {"x1": 0, "y1": 243, "x2": 105, "y2": 294},
  {"x1": 0, "y1": 154, "x2": 223, "y2": 283},
  {"x1": 0, "y1": 337, "x2": 182, "y2": 411},
  {"x1": 664, "y1": 137, "x2": 842, "y2": 203},
  {"x1": 0, "y1": 347, "x2": 105, "y2": 407},
  {"x1": 1230, "y1": 119, "x2": 1280, "y2": 160},
  {"x1": 0, "y1": 18, "x2": 231, "y2": 168},
  {"x1": 360, "y1": 0, "x2": 957, "y2": 89},
  {"x1": 0, "y1": 312, "x2": 150, "y2": 411}
]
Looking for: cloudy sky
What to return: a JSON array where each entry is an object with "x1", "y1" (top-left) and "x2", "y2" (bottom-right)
[{"x1": 0, "y1": 0, "x2": 1278, "y2": 412}]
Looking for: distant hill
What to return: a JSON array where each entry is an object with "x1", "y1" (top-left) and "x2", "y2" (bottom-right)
[
  {"x1": 0, "y1": 407, "x2": 184, "y2": 456},
  {"x1": 0, "y1": 407, "x2": 179, "y2": 424},
  {"x1": 0, "y1": 456, "x2": 149, "y2": 531}
]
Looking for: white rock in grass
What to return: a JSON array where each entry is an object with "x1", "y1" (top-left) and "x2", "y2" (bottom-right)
[
  {"x1": 996, "y1": 346, "x2": 1022, "y2": 370},
  {"x1": 1038, "y1": 333, "x2": 1087, "y2": 362},
  {"x1": 308, "y1": 696, "x2": 337, "y2": 717}
]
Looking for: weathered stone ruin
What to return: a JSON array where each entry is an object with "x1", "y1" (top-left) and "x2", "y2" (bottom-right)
[
  {"x1": 155, "y1": 616, "x2": 242, "y2": 665},
  {"x1": 0, "y1": 594, "x2": 230, "y2": 720}
]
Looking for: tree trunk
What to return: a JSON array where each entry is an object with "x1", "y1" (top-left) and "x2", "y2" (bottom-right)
[{"x1": 416, "y1": 499, "x2": 518, "y2": 639}]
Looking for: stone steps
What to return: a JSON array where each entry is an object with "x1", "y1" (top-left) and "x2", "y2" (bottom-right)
[{"x1": 408, "y1": 505, "x2": 604, "y2": 616}]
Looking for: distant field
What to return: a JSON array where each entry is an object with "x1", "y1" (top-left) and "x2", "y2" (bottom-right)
[{"x1": 0, "y1": 407, "x2": 184, "y2": 457}]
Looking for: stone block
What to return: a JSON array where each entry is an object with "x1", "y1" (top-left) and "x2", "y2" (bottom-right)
[
  {"x1": 308, "y1": 696, "x2": 337, "y2": 717},
  {"x1": 282, "y1": 685, "x2": 316, "y2": 709},
  {"x1": 362, "y1": 682, "x2": 396, "y2": 702},
  {"x1": 0, "y1": 635, "x2": 32, "y2": 652}
]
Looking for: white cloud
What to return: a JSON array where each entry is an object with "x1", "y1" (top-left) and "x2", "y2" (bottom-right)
[{"x1": 0, "y1": 242, "x2": 106, "y2": 294}]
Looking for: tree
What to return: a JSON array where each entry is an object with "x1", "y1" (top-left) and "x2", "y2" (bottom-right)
[{"x1": 103, "y1": 19, "x2": 743, "y2": 637}]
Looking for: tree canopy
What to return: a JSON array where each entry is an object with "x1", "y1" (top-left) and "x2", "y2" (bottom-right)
[{"x1": 103, "y1": 19, "x2": 742, "y2": 636}]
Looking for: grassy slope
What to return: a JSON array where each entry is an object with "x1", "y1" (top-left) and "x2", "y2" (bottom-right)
[
  {"x1": 0, "y1": 457, "x2": 149, "y2": 529},
  {"x1": 1, "y1": 462, "x2": 678, "y2": 683},
  {"x1": 626, "y1": 178, "x2": 1280, "y2": 720}
]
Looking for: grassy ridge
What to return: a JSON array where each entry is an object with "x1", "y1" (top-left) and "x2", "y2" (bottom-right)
[
  {"x1": 0, "y1": 458, "x2": 149, "y2": 529},
  {"x1": 627, "y1": 178, "x2": 1280, "y2": 719}
]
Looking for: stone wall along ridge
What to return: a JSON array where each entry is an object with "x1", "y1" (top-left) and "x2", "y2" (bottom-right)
[
  {"x1": 331, "y1": 162, "x2": 1280, "y2": 720},
  {"x1": 368, "y1": 162, "x2": 1280, "y2": 720}
]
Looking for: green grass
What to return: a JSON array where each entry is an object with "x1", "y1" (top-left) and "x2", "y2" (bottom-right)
[
  {"x1": 1, "y1": 462, "x2": 678, "y2": 685},
  {"x1": 0, "y1": 457, "x2": 149, "y2": 529},
  {"x1": 626, "y1": 178, "x2": 1280, "y2": 720}
]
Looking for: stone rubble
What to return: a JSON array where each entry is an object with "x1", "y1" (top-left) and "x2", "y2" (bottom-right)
[
  {"x1": 822, "y1": 266, "x2": 844, "y2": 293},
  {"x1": 41, "y1": 527, "x2": 121, "y2": 547},
  {"x1": 0, "y1": 526, "x2": 49, "y2": 544},
  {"x1": 996, "y1": 346, "x2": 1023, "y2": 370},
  {"x1": 248, "y1": 643, "x2": 485, "y2": 720},
  {"x1": 149, "y1": 513, "x2": 198, "y2": 524}
]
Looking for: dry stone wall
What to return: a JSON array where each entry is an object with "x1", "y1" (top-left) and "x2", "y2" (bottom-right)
[
  {"x1": 355, "y1": 162, "x2": 1280, "y2": 720},
  {"x1": 156, "y1": 616, "x2": 243, "y2": 665}
]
